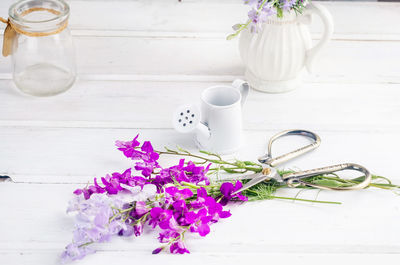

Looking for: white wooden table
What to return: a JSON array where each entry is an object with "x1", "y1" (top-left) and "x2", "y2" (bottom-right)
[{"x1": 1, "y1": 1, "x2": 400, "y2": 264}]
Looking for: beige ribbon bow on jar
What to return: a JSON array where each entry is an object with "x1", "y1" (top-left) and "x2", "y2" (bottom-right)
[{"x1": 1, "y1": 7, "x2": 68, "y2": 57}]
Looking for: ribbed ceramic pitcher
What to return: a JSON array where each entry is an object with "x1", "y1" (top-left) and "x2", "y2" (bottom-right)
[{"x1": 239, "y1": 3, "x2": 334, "y2": 93}]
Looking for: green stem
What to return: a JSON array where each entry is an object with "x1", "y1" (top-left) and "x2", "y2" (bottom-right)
[
  {"x1": 78, "y1": 241, "x2": 94, "y2": 248},
  {"x1": 313, "y1": 175, "x2": 400, "y2": 190},
  {"x1": 136, "y1": 212, "x2": 150, "y2": 224},
  {"x1": 156, "y1": 149, "x2": 261, "y2": 173},
  {"x1": 109, "y1": 206, "x2": 135, "y2": 223},
  {"x1": 157, "y1": 150, "x2": 212, "y2": 162},
  {"x1": 271, "y1": 196, "x2": 341, "y2": 205},
  {"x1": 150, "y1": 146, "x2": 397, "y2": 204},
  {"x1": 181, "y1": 181, "x2": 201, "y2": 190}
]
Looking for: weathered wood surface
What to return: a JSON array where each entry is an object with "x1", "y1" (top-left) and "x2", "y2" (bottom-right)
[{"x1": 0, "y1": 1, "x2": 399, "y2": 264}]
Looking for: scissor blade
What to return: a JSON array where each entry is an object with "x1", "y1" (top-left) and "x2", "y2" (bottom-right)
[
  {"x1": 231, "y1": 172, "x2": 263, "y2": 181},
  {"x1": 232, "y1": 170, "x2": 280, "y2": 195},
  {"x1": 232, "y1": 174, "x2": 266, "y2": 195},
  {"x1": 232, "y1": 169, "x2": 281, "y2": 195}
]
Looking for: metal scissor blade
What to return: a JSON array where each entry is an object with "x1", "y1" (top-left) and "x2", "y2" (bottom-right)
[
  {"x1": 231, "y1": 172, "x2": 262, "y2": 181},
  {"x1": 232, "y1": 169, "x2": 279, "y2": 195}
]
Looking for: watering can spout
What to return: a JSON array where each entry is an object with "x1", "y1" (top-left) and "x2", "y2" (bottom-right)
[{"x1": 172, "y1": 104, "x2": 210, "y2": 143}]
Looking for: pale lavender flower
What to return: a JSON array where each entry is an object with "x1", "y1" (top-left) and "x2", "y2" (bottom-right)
[
  {"x1": 244, "y1": 0, "x2": 261, "y2": 6},
  {"x1": 61, "y1": 194, "x2": 126, "y2": 263},
  {"x1": 61, "y1": 243, "x2": 95, "y2": 263},
  {"x1": 280, "y1": 0, "x2": 297, "y2": 11},
  {"x1": 246, "y1": 1, "x2": 276, "y2": 32},
  {"x1": 239, "y1": 0, "x2": 307, "y2": 34}
]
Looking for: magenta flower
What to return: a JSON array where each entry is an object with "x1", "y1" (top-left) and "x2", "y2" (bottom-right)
[
  {"x1": 116, "y1": 136, "x2": 159, "y2": 163},
  {"x1": 100, "y1": 175, "x2": 122, "y2": 194},
  {"x1": 135, "y1": 161, "x2": 156, "y2": 177},
  {"x1": 73, "y1": 181, "x2": 105, "y2": 200},
  {"x1": 184, "y1": 188, "x2": 231, "y2": 237},
  {"x1": 158, "y1": 229, "x2": 180, "y2": 243},
  {"x1": 115, "y1": 135, "x2": 140, "y2": 158},
  {"x1": 134, "y1": 201, "x2": 150, "y2": 216},
  {"x1": 190, "y1": 187, "x2": 231, "y2": 220},
  {"x1": 152, "y1": 159, "x2": 210, "y2": 192},
  {"x1": 219, "y1": 181, "x2": 248, "y2": 206},
  {"x1": 133, "y1": 223, "x2": 143, "y2": 237},
  {"x1": 74, "y1": 168, "x2": 155, "y2": 200},
  {"x1": 165, "y1": 187, "x2": 193, "y2": 203},
  {"x1": 182, "y1": 161, "x2": 211, "y2": 185},
  {"x1": 116, "y1": 135, "x2": 161, "y2": 180},
  {"x1": 141, "y1": 141, "x2": 160, "y2": 161},
  {"x1": 152, "y1": 247, "x2": 164, "y2": 255},
  {"x1": 149, "y1": 207, "x2": 175, "y2": 230},
  {"x1": 186, "y1": 208, "x2": 212, "y2": 236},
  {"x1": 170, "y1": 241, "x2": 190, "y2": 254}
]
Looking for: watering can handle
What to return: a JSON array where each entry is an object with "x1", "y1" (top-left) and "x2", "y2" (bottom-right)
[
  {"x1": 302, "y1": 2, "x2": 334, "y2": 73},
  {"x1": 232, "y1": 79, "x2": 249, "y2": 107}
]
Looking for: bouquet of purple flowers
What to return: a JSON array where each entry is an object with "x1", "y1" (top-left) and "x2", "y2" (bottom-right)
[
  {"x1": 228, "y1": 0, "x2": 309, "y2": 39},
  {"x1": 61, "y1": 136, "x2": 249, "y2": 262},
  {"x1": 61, "y1": 135, "x2": 398, "y2": 262}
]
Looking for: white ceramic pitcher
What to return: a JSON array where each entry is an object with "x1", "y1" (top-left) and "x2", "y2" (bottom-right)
[{"x1": 239, "y1": 2, "x2": 334, "y2": 93}]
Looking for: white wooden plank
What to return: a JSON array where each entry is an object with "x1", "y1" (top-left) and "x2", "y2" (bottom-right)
[
  {"x1": 70, "y1": 38, "x2": 398, "y2": 82},
  {"x1": 1, "y1": 252, "x2": 400, "y2": 265},
  {"x1": 0, "y1": 182, "x2": 400, "y2": 259},
  {"x1": 0, "y1": 37, "x2": 399, "y2": 82},
  {"x1": 0, "y1": 128, "x2": 398, "y2": 182},
  {"x1": 1, "y1": 1, "x2": 399, "y2": 40},
  {"x1": 0, "y1": 80, "x2": 399, "y2": 130}
]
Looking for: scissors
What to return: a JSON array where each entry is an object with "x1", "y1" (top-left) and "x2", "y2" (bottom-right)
[{"x1": 232, "y1": 129, "x2": 372, "y2": 195}]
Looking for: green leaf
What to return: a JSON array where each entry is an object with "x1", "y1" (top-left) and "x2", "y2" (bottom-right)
[
  {"x1": 235, "y1": 161, "x2": 246, "y2": 168},
  {"x1": 226, "y1": 34, "x2": 237, "y2": 40},
  {"x1": 164, "y1": 147, "x2": 172, "y2": 151},
  {"x1": 311, "y1": 179, "x2": 344, "y2": 188},
  {"x1": 277, "y1": 8, "x2": 283, "y2": 18},
  {"x1": 221, "y1": 167, "x2": 239, "y2": 174},
  {"x1": 209, "y1": 159, "x2": 223, "y2": 164},
  {"x1": 244, "y1": 161, "x2": 261, "y2": 166}
]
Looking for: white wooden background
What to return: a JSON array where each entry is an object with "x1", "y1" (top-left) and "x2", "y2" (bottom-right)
[{"x1": 1, "y1": 0, "x2": 400, "y2": 264}]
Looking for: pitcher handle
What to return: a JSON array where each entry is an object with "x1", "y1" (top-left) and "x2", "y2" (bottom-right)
[
  {"x1": 232, "y1": 79, "x2": 249, "y2": 107},
  {"x1": 302, "y1": 2, "x2": 334, "y2": 73}
]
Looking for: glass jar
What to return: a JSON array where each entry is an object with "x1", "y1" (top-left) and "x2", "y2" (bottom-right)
[{"x1": 8, "y1": 0, "x2": 76, "y2": 97}]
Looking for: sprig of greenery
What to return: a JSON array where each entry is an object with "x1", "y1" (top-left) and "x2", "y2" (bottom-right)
[
  {"x1": 158, "y1": 147, "x2": 263, "y2": 174},
  {"x1": 227, "y1": 0, "x2": 309, "y2": 40},
  {"x1": 156, "y1": 146, "x2": 400, "y2": 205},
  {"x1": 227, "y1": 0, "x2": 273, "y2": 40}
]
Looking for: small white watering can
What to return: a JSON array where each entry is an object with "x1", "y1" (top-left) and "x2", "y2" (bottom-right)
[{"x1": 173, "y1": 80, "x2": 249, "y2": 154}]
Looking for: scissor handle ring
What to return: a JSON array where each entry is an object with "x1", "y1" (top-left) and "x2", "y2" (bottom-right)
[
  {"x1": 283, "y1": 163, "x2": 372, "y2": 190},
  {"x1": 258, "y1": 129, "x2": 321, "y2": 167}
]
